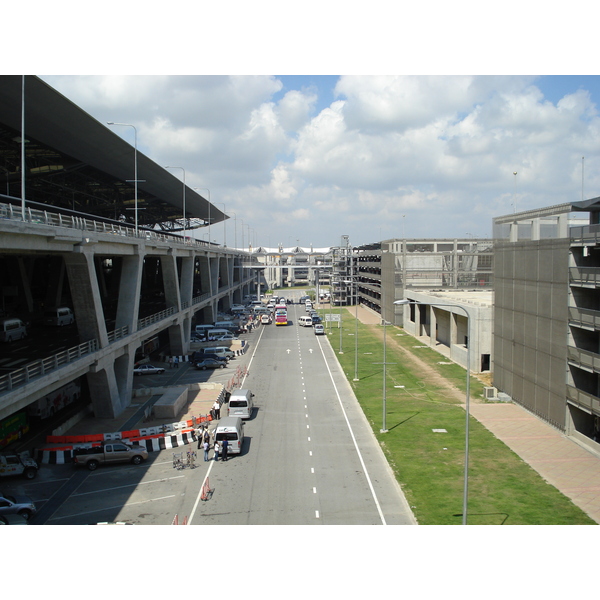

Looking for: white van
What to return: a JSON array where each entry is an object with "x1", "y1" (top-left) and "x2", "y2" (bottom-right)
[
  {"x1": 298, "y1": 316, "x2": 313, "y2": 327},
  {"x1": 227, "y1": 389, "x2": 254, "y2": 419},
  {"x1": 207, "y1": 328, "x2": 233, "y2": 340},
  {"x1": 44, "y1": 307, "x2": 74, "y2": 326},
  {"x1": 202, "y1": 346, "x2": 235, "y2": 359},
  {"x1": 195, "y1": 324, "x2": 215, "y2": 336},
  {"x1": 0, "y1": 318, "x2": 27, "y2": 342},
  {"x1": 214, "y1": 417, "x2": 244, "y2": 455}
]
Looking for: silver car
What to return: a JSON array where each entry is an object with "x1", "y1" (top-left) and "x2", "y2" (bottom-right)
[{"x1": 0, "y1": 492, "x2": 37, "y2": 520}]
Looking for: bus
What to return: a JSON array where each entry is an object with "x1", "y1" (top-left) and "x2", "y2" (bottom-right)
[{"x1": 275, "y1": 303, "x2": 288, "y2": 326}]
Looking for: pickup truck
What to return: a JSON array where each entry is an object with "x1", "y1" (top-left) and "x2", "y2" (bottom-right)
[
  {"x1": 0, "y1": 453, "x2": 39, "y2": 480},
  {"x1": 73, "y1": 441, "x2": 148, "y2": 471}
]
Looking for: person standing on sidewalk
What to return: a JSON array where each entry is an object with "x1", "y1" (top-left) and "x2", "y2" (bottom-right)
[
  {"x1": 203, "y1": 439, "x2": 210, "y2": 462},
  {"x1": 214, "y1": 440, "x2": 220, "y2": 461},
  {"x1": 221, "y1": 438, "x2": 229, "y2": 462},
  {"x1": 212, "y1": 400, "x2": 221, "y2": 420}
]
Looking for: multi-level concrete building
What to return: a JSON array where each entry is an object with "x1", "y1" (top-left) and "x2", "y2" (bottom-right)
[
  {"x1": 345, "y1": 238, "x2": 494, "y2": 373},
  {"x1": 493, "y1": 199, "x2": 600, "y2": 449},
  {"x1": 0, "y1": 76, "x2": 257, "y2": 437}
]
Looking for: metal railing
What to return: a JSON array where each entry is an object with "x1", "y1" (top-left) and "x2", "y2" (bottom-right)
[{"x1": 0, "y1": 339, "x2": 99, "y2": 393}]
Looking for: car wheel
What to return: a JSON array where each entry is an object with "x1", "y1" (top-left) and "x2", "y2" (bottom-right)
[
  {"x1": 219, "y1": 364, "x2": 224, "y2": 369},
  {"x1": 23, "y1": 467, "x2": 37, "y2": 480},
  {"x1": 87, "y1": 460, "x2": 99, "y2": 471},
  {"x1": 131, "y1": 455, "x2": 143, "y2": 465},
  {"x1": 18, "y1": 509, "x2": 32, "y2": 520},
  {"x1": 202, "y1": 366, "x2": 207, "y2": 370}
]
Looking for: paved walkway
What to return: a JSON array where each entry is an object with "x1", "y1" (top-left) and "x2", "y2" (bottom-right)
[{"x1": 351, "y1": 303, "x2": 600, "y2": 524}]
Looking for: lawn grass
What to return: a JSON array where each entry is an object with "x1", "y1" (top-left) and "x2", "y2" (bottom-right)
[{"x1": 321, "y1": 309, "x2": 596, "y2": 525}]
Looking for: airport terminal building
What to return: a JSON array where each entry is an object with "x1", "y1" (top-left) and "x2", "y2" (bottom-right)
[{"x1": 0, "y1": 76, "x2": 257, "y2": 440}]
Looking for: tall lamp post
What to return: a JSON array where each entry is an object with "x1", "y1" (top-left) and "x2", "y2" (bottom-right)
[
  {"x1": 165, "y1": 166, "x2": 186, "y2": 241},
  {"x1": 394, "y1": 299, "x2": 471, "y2": 525},
  {"x1": 340, "y1": 279, "x2": 359, "y2": 381},
  {"x1": 359, "y1": 279, "x2": 389, "y2": 432},
  {"x1": 218, "y1": 202, "x2": 227, "y2": 247},
  {"x1": 107, "y1": 122, "x2": 140, "y2": 235}
]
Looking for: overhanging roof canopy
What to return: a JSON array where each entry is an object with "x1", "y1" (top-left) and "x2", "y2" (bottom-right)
[{"x1": 0, "y1": 75, "x2": 225, "y2": 231}]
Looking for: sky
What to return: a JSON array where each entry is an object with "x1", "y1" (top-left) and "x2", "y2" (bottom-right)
[
  {"x1": 35, "y1": 73, "x2": 600, "y2": 250},
  {"x1": 8, "y1": 3, "x2": 600, "y2": 254}
]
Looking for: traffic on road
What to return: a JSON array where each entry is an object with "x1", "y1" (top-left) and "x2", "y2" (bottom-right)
[{"x1": 0, "y1": 291, "x2": 415, "y2": 525}]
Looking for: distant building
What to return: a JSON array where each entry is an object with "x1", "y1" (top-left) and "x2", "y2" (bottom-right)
[{"x1": 341, "y1": 238, "x2": 494, "y2": 373}]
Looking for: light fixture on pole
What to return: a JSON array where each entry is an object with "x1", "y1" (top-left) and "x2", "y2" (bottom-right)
[
  {"x1": 395, "y1": 298, "x2": 471, "y2": 525},
  {"x1": 218, "y1": 202, "x2": 227, "y2": 247},
  {"x1": 108, "y1": 122, "x2": 141, "y2": 235},
  {"x1": 194, "y1": 188, "x2": 211, "y2": 244},
  {"x1": 340, "y1": 279, "x2": 359, "y2": 380},
  {"x1": 165, "y1": 166, "x2": 186, "y2": 241}
]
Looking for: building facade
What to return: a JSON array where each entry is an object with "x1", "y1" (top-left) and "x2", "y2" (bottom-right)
[{"x1": 493, "y1": 199, "x2": 600, "y2": 449}]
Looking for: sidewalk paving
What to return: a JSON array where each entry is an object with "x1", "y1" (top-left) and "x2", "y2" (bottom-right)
[{"x1": 352, "y1": 303, "x2": 600, "y2": 524}]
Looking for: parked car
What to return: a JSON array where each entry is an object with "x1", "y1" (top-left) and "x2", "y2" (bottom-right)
[
  {"x1": 0, "y1": 492, "x2": 37, "y2": 520},
  {"x1": 0, "y1": 513, "x2": 29, "y2": 525},
  {"x1": 314, "y1": 324, "x2": 325, "y2": 335},
  {"x1": 212, "y1": 333, "x2": 237, "y2": 341},
  {"x1": 192, "y1": 352, "x2": 228, "y2": 365},
  {"x1": 133, "y1": 364, "x2": 165, "y2": 376},
  {"x1": 195, "y1": 358, "x2": 227, "y2": 370}
]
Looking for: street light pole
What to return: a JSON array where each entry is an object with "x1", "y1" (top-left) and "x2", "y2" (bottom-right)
[
  {"x1": 395, "y1": 299, "x2": 471, "y2": 525},
  {"x1": 165, "y1": 166, "x2": 186, "y2": 241},
  {"x1": 107, "y1": 122, "x2": 140, "y2": 235}
]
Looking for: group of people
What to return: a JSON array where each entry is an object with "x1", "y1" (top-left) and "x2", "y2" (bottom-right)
[{"x1": 196, "y1": 412, "x2": 229, "y2": 462}]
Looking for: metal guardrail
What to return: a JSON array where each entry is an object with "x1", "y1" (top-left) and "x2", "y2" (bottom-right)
[
  {"x1": 0, "y1": 339, "x2": 99, "y2": 393},
  {"x1": 0, "y1": 199, "x2": 217, "y2": 250}
]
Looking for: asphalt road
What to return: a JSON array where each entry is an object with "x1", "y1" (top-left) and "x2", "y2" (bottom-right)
[{"x1": 4, "y1": 294, "x2": 415, "y2": 525}]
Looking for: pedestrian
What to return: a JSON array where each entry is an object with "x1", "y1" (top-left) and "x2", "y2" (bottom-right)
[
  {"x1": 203, "y1": 440, "x2": 210, "y2": 461},
  {"x1": 174, "y1": 355, "x2": 179, "y2": 368},
  {"x1": 214, "y1": 440, "x2": 220, "y2": 461},
  {"x1": 197, "y1": 430, "x2": 203, "y2": 450},
  {"x1": 203, "y1": 428, "x2": 210, "y2": 444},
  {"x1": 213, "y1": 400, "x2": 221, "y2": 419},
  {"x1": 221, "y1": 438, "x2": 229, "y2": 462}
]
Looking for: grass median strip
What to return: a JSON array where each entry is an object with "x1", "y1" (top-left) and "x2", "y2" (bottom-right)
[{"x1": 324, "y1": 310, "x2": 595, "y2": 525}]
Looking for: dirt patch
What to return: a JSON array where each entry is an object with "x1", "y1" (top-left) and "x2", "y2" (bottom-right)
[{"x1": 350, "y1": 305, "x2": 483, "y2": 404}]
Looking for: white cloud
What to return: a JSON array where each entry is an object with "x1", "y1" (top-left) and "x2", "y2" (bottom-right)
[{"x1": 38, "y1": 74, "x2": 600, "y2": 247}]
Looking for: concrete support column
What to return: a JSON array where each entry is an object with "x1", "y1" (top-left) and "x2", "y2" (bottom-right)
[
  {"x1": 114, "y1": 344, "x2": 136, "y2": 409},
  {"x1": 63, "y1": 249, "x2": 108, "y2": 346},
  {"x1": 510, "y1": 221, "x2": 519, "y2": 242},
  {"x1": 45, "y1": 258, "x2": 66, "y2": 309},
  {"x1": 87, "y1": 361, "x2": 122, "y2": 418},
  {"x1": 180, "y1": 256, "x2": 194, "y2": 308},
  {"x1": 197, "y1": 255, "x2": 211, "y2": 295},
  {"x1": 450, "y1": 311, "x2": 458, "y2": 345},
  {"x1": 414, "y1": 302, "x2": 422, "y2": 336},
  {"x1": 558, "y1": 213, "x2": 569, "y2": 238},
  {"x1": 17, "y1": 257, "x2": 34, "y2": 313},
  {"x1": 531, "y1": 217, "x2": 541, "y2": 241},
  {"x1": 429, "y1": 306, "x2": 437, "y2": 348},
  {"x1": 161, "y1": 253, "x2": 185, "y2": 356},
  {"x1": 161, "y1": 254, "x2": 181, "y2": 311},
  {"x1": 115, "y1": 254, "x2": 144, "y2": 333}
]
